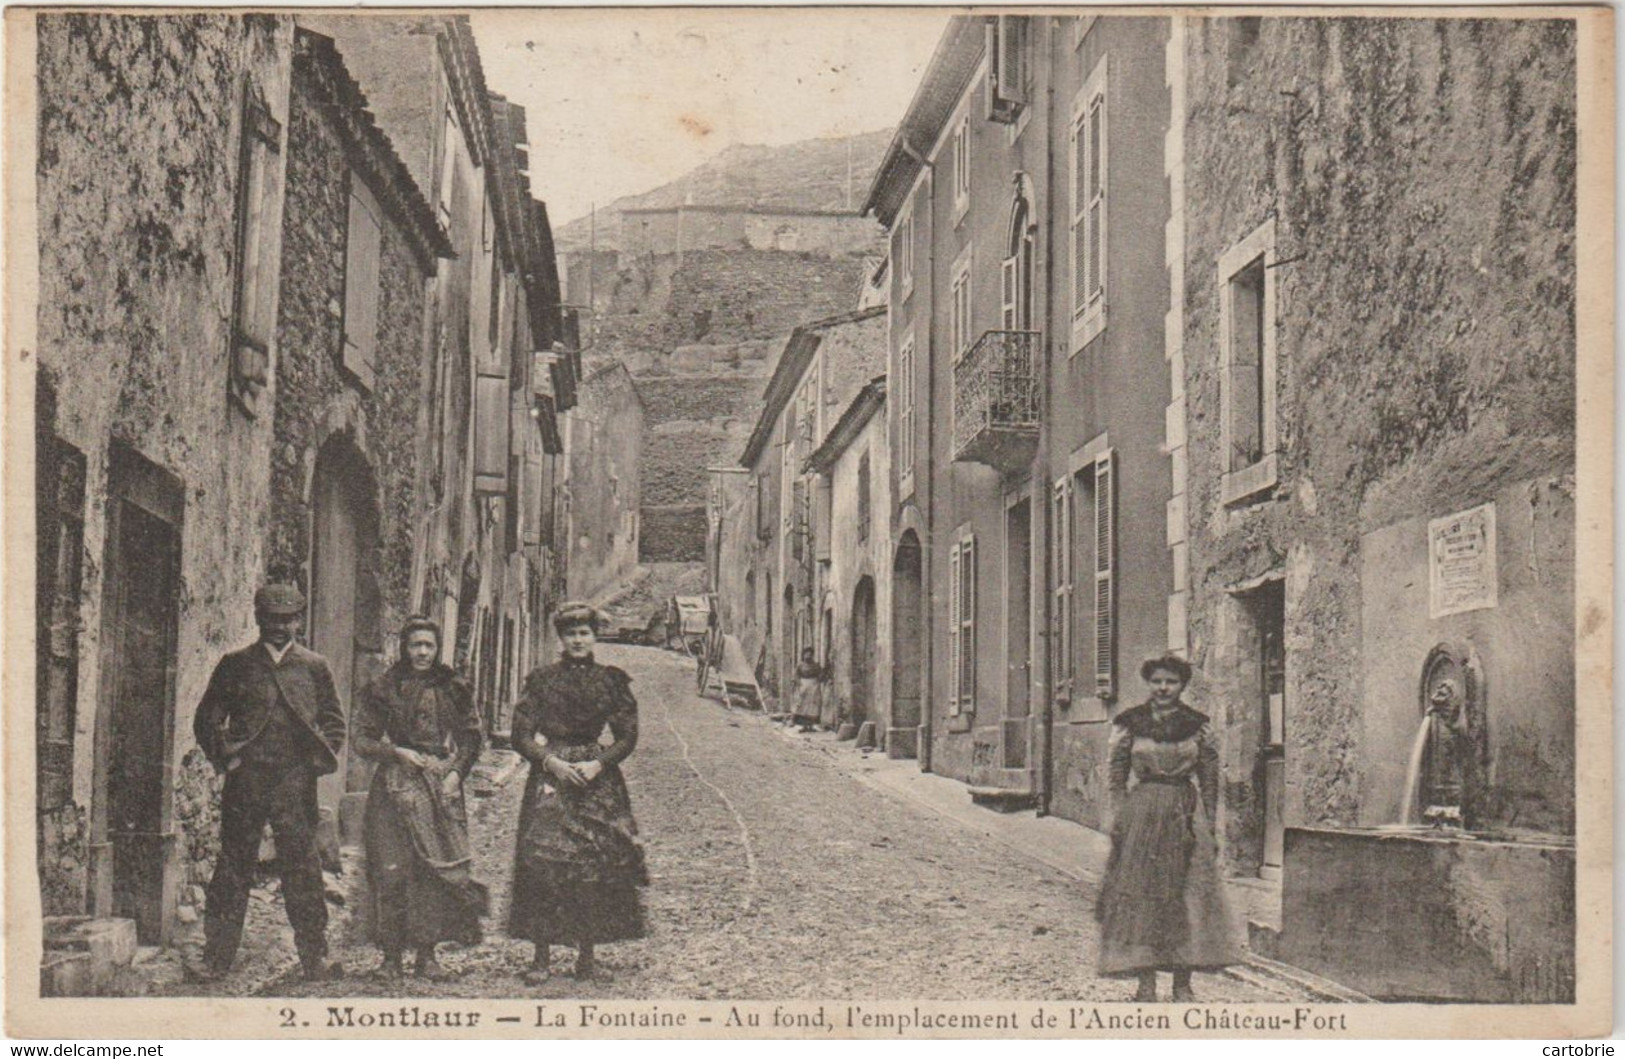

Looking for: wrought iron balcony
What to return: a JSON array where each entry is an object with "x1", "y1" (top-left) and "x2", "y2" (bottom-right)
[{"x1": 953, "y1": 329, "x2": 1041, "y2": 473}]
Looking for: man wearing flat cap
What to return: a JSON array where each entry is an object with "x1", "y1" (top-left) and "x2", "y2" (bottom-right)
[{"x1": 190, "y1": 582, "x2": 348, "y2": 982}]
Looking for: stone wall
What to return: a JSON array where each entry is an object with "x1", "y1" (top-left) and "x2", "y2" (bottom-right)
[
  {"x1": 33, "y1": 13, "x2": 296, "y2": 929},
  {"x1": 269, "y1": 67, "x2": 432, "y2": 624},
  {"x1": 1180, "y1": 17, "x2": 1576, "y2": 836},
  {"x1": 641, "y1": 504, "x2": 710, "y2": 564},
  {"x1": 589, "y1": 249, "x2": 871, "y2": 372}
]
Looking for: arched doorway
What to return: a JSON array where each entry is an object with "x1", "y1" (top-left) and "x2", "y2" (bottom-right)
[
  {"x1": 850, "y1": 576, "x2": 877, "y2": 727},
  {"x1": 307, "y1": 434, "x2": 382, "y2": 840},
  {"x1": 890, "y1": 531, "x2": 923, "y2": 758}
]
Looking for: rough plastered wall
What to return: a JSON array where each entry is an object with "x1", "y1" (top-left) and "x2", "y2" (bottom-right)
[
  {"x1": 1180, "y1": 17, "x2": 1575, "y2": 835},
  {"x1": 270, "y1": 63, "x2": 434, "y2": 677},
  {"x1": 34, "y1": 13, "x2": 294, "y2": 920}
]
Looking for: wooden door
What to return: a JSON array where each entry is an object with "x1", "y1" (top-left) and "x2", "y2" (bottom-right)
[
  {"x1": 97, "y1": 446, "x2": 183, "y2": 944},
  {"x1": 850, "y1": 578, "x2": 876, "y2": 726},
  {"x1": 309, "y1": 453, "x2": 359, "y2": 813}
]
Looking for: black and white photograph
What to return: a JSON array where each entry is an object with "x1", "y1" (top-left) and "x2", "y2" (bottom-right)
[{"x1": 3, "y1": 5, "x2": 1611, "y2": 1039}]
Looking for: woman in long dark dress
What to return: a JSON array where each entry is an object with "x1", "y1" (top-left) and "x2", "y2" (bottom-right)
[
  {"x1": 353, "y1": 617, "x2": 488, "y2": 981},
  {"x1": 508, "y1": 602, "x2": 647, "y2": 983},
  {"x1": 1095, "y1": 654, "x2": 1242, "y2": 1002}
]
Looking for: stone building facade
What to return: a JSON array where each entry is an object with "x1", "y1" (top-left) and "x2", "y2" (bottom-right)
[
  {"x1": 1175, "y1": 16, "x2": 1576, "y2": 1001},
  {"x1": 804, "y1": 377, "x2": 893, "y2": 743},
  {"x1": 565, "y1": 362, "x2": 645, "y2": 603},
  {"x1": 866, "y1": 16, "x2": 1177, "y2": 809},
  {"x1": 722, "y1": 306, "x2": 888, "y2": 711},
  {"x1": 303, "y1": 15, "x2": 579, "y2": 743},
  {"x1": 34, "y1": 12, "x2": 302, "y2": 946},
  {"x1": 29, "y1": 12, "x2": 581, "y2": 971},
  {"x1": 859, "y1": 12, "x2": 1578, "y2": 1003}
]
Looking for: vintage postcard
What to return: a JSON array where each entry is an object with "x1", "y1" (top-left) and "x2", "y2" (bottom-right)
[{"x1": 3, "y1": 4, "x2": 1612, "y2": 1040}]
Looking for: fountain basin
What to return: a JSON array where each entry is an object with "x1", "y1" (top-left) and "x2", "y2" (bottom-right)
[{"x1": 1279, "y1": 826, "x2": 1574, "y2": 1003}]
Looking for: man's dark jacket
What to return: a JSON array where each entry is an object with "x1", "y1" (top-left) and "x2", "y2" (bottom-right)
[{"x1": 193, "y1": 643, "x2": 347, "y2": 775}]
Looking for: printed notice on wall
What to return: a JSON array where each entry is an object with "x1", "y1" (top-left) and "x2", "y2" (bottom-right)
[{"x1": 1428, "y1": 502, "x2": 1498, "y2": 618}]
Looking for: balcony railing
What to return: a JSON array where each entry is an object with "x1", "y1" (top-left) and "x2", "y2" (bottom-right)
[{"x1": 953, "y1": 329, "x2": 1041, "y2": 472}]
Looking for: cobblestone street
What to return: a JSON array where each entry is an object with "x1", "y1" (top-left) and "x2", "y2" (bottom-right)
[{"x1": 162, "y1": 644, "x2": 1311, "y2": 1004}]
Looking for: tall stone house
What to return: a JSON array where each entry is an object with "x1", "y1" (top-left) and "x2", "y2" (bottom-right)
[
  {"x1": 565, "y1": 362, "x2": 645, "y2": 603},
  {"x1": 719, "y1": 306, "x2": 887, "y2": 714},
  {"x1": 860, "y1": 13, "x2": 1577, "y2": 1002},
  {"x1": 300, "y1": 14, "x2": 583, "y2": 745},
  {"x1": 29, "y1": 12, "x2": 597, "y2": 969}
]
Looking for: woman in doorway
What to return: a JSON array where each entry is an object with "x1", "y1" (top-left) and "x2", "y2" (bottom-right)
[
  {"x1": 792, "y1": 647, "x2": 825, "y2": 731},
  {"x1": 509, "y1": 602, "x2": 647, "y2": 983},
  {"x1": 353, "y1": 617, "x2": 487, "y2": 981},
  {"x1": 1096, "y1": 654, "x2": 1241, "y2": 1002}
]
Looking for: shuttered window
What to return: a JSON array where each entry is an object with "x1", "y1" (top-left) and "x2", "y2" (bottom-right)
[
  {"x1": 473, "y1": 373, "x2": 510, "y2": 495},
  {"x1": 950, "y1": 532, "x2": 978, "y2": 714},
  {"x1": 856, "y1": 451, "x2": 871, "y2": 542},
  {"x1": 1071, "y1": 56, "x2": 1108, "y2": 352},
  {"x1": 228, "y1": 91, "x2": 282, "y2": 415},
  {"x1": 952, "y1": 114, "x2": 970, "y2": 215},
  {"x1": 756, "y1": 471, "x2": 773, "y2": 540},
  {"x1": 897, "y1": 207, "x2": 915, "y2": 297},
  {"x1": 437, "y1": 103, "x2": 458, "y2": 224},
  {"x1": 1001, "y1": 255, "x2": 1019, "y2": 330},
  {"x1": 341, "y1": 177, "x2": 383, "y2": 390},
  {"x1": 1091, "y1": 450, "x2": 1116, "y2": 700},
  {"x1": 952, "y1": 251, "x2": 974, "y2": 357},
  {"x1": 897, "y1": 336, "x2": 916, "y2": 487},
  {"x1": 986, "y1": 16, "x2": 1030, "y2": 121},
  {"x1": 1051, "y1": 476, "x2": 1073, "y2": 699}
]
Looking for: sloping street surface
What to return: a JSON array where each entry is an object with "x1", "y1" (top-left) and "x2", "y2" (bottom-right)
[{"x1": 165, "y1": 644, "x2": 1311, "y2": 1003}]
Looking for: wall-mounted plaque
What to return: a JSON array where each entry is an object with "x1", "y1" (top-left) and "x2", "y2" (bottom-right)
[{"x1": 1429, "y1": 502, "x2": 1498, "y2": 618}]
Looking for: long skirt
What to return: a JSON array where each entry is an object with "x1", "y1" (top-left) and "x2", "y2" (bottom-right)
[
  {"x1": 507, "y1": 747, "x2": 648, "y2": 946},
  {"x1": 793, "y1": 678, "x2": 823, "y2": 725},
  {"x1": 1095, "y1": 780, "x2": 1242, "y2": 976},
  {"x1": 361, "y1": 765, "x2": 487, "y2": 950}
]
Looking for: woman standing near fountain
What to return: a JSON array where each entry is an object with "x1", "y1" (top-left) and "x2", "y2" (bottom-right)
[{"x1": 1096, "y1": 655, "x2": 1242, "y2": 1001}]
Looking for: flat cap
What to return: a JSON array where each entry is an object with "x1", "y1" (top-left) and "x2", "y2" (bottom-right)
[{"x1": 254, "y1": 583, "x2": 306, "y2": 616}]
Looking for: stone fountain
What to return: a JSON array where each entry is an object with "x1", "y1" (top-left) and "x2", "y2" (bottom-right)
[{"x1": 1277, "y1": 643, "x2": 1575, "y2": 1003}]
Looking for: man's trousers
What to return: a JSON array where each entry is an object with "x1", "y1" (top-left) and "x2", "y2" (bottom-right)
[{"x1": 202, "y1": 762, "x2": 329, "y2": 969}]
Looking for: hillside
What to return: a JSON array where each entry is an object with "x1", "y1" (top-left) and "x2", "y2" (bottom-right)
[{"x1": 556, "y1": 128, "x2": 893, "y2": 251}]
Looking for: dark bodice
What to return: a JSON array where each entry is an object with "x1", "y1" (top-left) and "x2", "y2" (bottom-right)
[
  {"x1": 353, "y1": 663, "x2": 483, "y2": 776},
  {"x1": 1107, "y1": 700, "x2": 1219, "y2": 814},
  {"x1": 512, "y1": 657, "x2": 639, "y2": 767}
]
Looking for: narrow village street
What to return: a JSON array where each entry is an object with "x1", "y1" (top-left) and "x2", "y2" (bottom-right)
[{"x1": 159, "y1": 644, "x2": 1310, "y2": 1004}]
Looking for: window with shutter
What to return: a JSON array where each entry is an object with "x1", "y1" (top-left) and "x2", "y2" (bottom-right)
[
  {"x1": 952, "y1": 250, "x2": 974, "y2": 358},
  {"x1": 952, "y1": 114, "x2": 971, "y2": 218},
  {"x1": 1092, "y1": 450, "x2": 1116, "y2": 700},
  {"x1": 473, "y1": 373, "x2": 510, "y2": 495},
  {"x1": 814, "y1": 477, "x2": 832, "y2": 561},
  {"x1": 897, "y1": 336, "x2": 916, "y2": 491},
  {"x1": 437, "y1": 103, "x2": 458, "y2": 224},
  {"x1": 341, "y1": 177, "x2": 383, "y2": 390},
  {"x1": 228, "y1": 90, "x2": 282, "y2": 416},
  {"x1": 1001, "y1": 255, "x2": 1019, "y2": 330},
  {"x1": 960, "y1": 534, "x2": 978, "y2": 713},
  {"x1": 986, "y1": 16, "x2": 1029, "y2": 122},
  {"x1": 897, "y1": 208, "x2": 915, "y2": 298},
  {"x1": 1052, "y1": 476, "x2": 1073, "y2": 700},
  {"x1": 857, "y1": 451, "x2": 872, "y2": 542},
  {"x1": 1218, "y1": 218, "x2": 1280, "y2": 504},
  {"x1": 1071, "y1": 56, "x2": 1108, "y2": 353}
]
